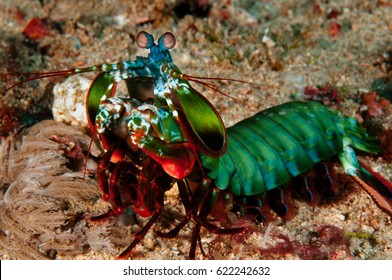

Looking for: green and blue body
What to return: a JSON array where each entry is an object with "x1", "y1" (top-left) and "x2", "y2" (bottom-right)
[
  {"x1": 85, "y1": 32, "x2": 391, "y2": 218},
  {"x1": 201, "y1": 101, "x2": 382, "y2": 197}
]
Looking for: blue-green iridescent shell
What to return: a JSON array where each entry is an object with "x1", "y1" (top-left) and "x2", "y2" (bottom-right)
[{"x1": 202, "y1": 101, "x2": 380, "y2": 197}]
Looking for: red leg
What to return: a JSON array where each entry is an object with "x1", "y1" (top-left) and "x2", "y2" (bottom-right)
[
  {"x1": 108, "y1": 161, "x2": 124, "y2": 214},
  {"x1": 189, "y1": 181, "x2": 245, "y2": 258},
  {"x1": 117, "y1": 206, "x2": 163, "y2": 259},
  {"x1": 157, "y1": 179, "x2": 244, "y2": 258},
  {"x1": 197, "y1": 234, "x2": 207, "y2": 257},
  {"x1": 192, "y1": 215, "x2": 244, "y2": 234},
  {"x1": 117, "y1": 158, "x2": 171, "y2": 258},
  {"x1": 91, "y1": 160, "x2": 136, "y2": 221},
  {"x1": 97, "y1": 144, "x2": 116, "y2": 201},
  {"x1": 156, "y1": 180, "x2": 191, "y2": 238},
  {"x1": 108, "y1": 161, "x2": 138, "y2": 215},
  {"x1": 189, "y1": 223, "x2": 201, "y2": 260},
  {"x1": 197, "y1": 187, "x2": 245, "y2": 232}
]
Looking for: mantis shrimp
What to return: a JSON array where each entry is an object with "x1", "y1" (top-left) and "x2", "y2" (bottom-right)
[{"x1": 1, "y1": 31, "x2": 391, "y2": 259}]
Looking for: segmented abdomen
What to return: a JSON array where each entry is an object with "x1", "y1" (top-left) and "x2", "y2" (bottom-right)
[{"x1": 208, "y1": 101, "x2": 348, "y2": 196}]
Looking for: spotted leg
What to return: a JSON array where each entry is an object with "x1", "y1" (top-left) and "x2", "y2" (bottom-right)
[{"x1": 96, "y1": 97, "x2": 197, "y2": 180}]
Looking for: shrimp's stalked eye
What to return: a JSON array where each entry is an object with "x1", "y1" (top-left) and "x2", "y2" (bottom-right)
[
  {"x1": 136, "y1": 31, "x2": 154, "y2": 49},
  {"x1": 158, "y1": 32, "x2": 176, "y2": 50}
]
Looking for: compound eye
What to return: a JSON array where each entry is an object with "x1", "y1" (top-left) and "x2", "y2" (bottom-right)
[
  {"x1": 136, "y1": 31, "x2": 154, "y2": 49},
  {"x1": 158, "y1": 32, "x2": 176, "y2": 50}
]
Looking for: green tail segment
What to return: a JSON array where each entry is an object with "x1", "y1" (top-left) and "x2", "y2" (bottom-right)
[{"x1": 202, "y1": 101, "x2": 392, "y2": 215}]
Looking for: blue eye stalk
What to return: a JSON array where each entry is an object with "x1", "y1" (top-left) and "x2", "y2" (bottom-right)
[{"x1": 136, "y1": 31, "x2": 176, "y2": 63}]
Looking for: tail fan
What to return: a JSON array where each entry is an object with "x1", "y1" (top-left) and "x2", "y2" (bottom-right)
[
  {"x1": 339, "y1": 146, "x2": 392, "y2": 216},
  {"x1": 351, "y1": 162, "x2": 392, "y2": 216}
]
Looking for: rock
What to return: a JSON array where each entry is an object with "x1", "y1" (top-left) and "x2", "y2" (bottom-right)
[{"x1": 52, "y1": 76, "x2": 92, "y2": 129}]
